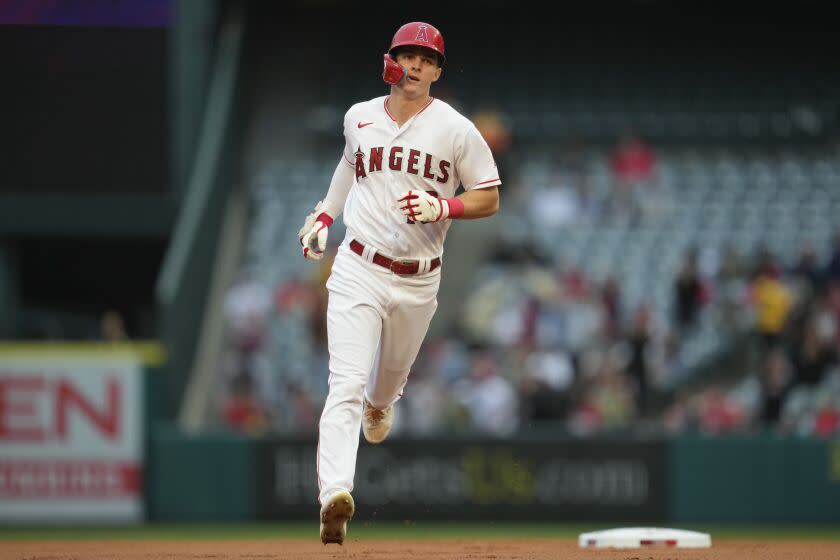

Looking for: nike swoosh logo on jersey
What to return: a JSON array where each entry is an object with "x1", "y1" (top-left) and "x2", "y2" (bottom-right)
[{"x1": 357, "y1": 122, "x2": 374, "y2": 128}]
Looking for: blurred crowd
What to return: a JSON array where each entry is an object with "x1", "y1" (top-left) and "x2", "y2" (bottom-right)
[
  {"x1": 504, "y1": 129, "x2": 672, "y2": 235},
  {"x1": 215, "y1": 128, "x2": 840, "y2": 440},
  {"x1": 662, "y1": 240, "x2": 840, "y2": 438},
  {"x1": 217, "y1": 231, "x2": 840, "y2": 440}
]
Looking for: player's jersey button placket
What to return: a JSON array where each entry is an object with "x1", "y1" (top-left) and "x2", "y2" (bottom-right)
[
  {"x1": 386, "y1": 115, "x2": 415, "y2": 256},
  {"x1": 383, "y1": 130, "x2": 400, "y2": 254}
]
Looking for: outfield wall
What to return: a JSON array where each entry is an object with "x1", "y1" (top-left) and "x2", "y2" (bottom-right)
[
  {"x1": 670, "y1": 435, "x2": 840, "y2": 523},
  {"x1": 148, "y1": 430, "x2": 840, "y2": 523},
  {"x1": 255, "y1": 439, "x2": 666, "y2": 522}
]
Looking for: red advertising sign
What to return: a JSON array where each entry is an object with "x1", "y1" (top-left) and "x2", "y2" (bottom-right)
[{"x1": 0, "y1": 352, "x2": 143, "y2": 522}]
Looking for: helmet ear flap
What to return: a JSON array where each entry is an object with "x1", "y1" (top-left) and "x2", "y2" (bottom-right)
[{"x1": 382, "y1": 53, "x2": 405, "y2": 85}]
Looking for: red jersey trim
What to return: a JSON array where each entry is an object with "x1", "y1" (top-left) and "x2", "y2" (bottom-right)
[
  {"x1": 343, "y1": 152, "x2": 355, "y2": 167},
  {"x1": 383, "y1": 96, "x2": 435, "y2": 123},
  {"x1": 473, "y1": 178, "x2": 501, "y2": 188},
  {"x1": 384, "y1": 97, "x2": 395, "y2": 122},
  {"x1": 418, "y1": 96, "x2": 435, "y2": 115}
]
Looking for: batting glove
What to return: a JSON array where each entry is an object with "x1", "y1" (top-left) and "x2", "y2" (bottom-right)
[
  {"x1": 298, "y1": 201, "x2": 335, "y2": 260},
  {"x1": 398, "y1": 190, "x2": 464, "y2": 223}
]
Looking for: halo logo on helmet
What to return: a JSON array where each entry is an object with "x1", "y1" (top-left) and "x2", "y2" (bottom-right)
[
  {"x1": 415, "y1": 25, "x2": 429, "y2": 43},
  {"x1": 382, "y1": 21, "x2": 445, "y2": 85}
]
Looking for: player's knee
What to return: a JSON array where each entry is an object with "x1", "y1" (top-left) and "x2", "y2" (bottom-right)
[{"x1": 327, "y1": 372, "x2": 366, "y2": 402}]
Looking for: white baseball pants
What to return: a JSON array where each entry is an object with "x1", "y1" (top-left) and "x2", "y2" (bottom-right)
[{"x1": 317, "y1": 240, "x2": 440, "y2": 505}]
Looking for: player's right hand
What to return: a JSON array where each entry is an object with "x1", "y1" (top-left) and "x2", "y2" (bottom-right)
[{"x1": 298, "y1": 201, "x2": 334, "y2": 260}]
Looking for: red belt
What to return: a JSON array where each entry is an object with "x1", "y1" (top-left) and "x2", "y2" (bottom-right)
[{"x1": 350, "y1": 239, "x2": 441, "y2": 275}]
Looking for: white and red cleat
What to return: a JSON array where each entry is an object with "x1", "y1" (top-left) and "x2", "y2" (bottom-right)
[
  {"x1": 320, "y1": 491, "x2": 354, "y2": 545},
  {"x1": 362, "y1": 399, "x2": 394, "y2": 444}
]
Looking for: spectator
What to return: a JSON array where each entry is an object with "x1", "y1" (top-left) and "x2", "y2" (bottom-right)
[
  {"x1": 400, "y1": 362, "x2": 450, "y2": 435},
  {"x1": 221, "y1": 372, "x2": 269, "y2": 435},
  {"x1": 750, "y1": 257, "x2": 793, "y2": 352},
  {"x1": 519, "y1": 297, "x2": 541, "y2": 351},
  {"x1": 696, "y1": 385, "x2": 746, "y2": 436},
  {"x1": 790, "y1": 241, "x2": 822, "y2": 301},
  {"x1": 275, "y1": 273, "x2": 326, "y2": 348},
  {"x1": 812, "y1": 394, "x2": 840, "y2": 438},
  {"x1": 823, "y1": 229, "x2": 840, "y2": 284},
  {"x1": 568, "y1": 358, "x2": 636, "y2": 435},
  {"x1": 611, "y1": 130, "x2": 656, "y2": 184},
  {"x1": 555, "y1": 269, "x2": 603, "y2": 372},
  {"x1": 624, "y1": 303, "x2": 656, "y2": 415},
  {"x1": 790, "y1": 313, "x2": 837, "y2": 387},
  {"x1": 659, "y1": 331, "x2": 684, "y2": 383},
  {"x1": 601, "y1": 276, "x2": 621, "y2": 340},
  {"x1": 673, "y1": 251, "x2": 703, "y2": 336},
  {"x1": 453, "y1": 353, "x2": 519, "y2": 437},
  {"x1": 592, "y1": 366, "x2": 637, "y2": 430},
  {"x1": 426, "y1": 336, "x2": 470, "y2": 385},
  {"x1": 661, "y1": 391, "x2": 696, "y2": 435},
  {"x1": 520, "y1": 347, "x2": 574, "y2": 424},
  {"x1": 529, "y1": 171, "x2": 581, "y2": 228},
  {"x1": 225, "y1": 270, "x2": 272, "y2": 356},
  {"x1": 608, "y1": 130, "x2": 660, "y2": 224},
  {"x1": 758, "y1": 348, "x2": 793, "y2": 428},
  {"x1": 100, "y1": 309, "x2": 128, "y2": 341}
]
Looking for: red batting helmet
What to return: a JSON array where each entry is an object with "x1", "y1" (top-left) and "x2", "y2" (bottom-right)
[{"x1": 388, "y1": 22, "x2": 445, "y2": 65}]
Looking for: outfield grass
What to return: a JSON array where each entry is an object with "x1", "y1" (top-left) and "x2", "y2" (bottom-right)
[{"x1": 1, "y1": 522, "x2": 839, "y2": 542}]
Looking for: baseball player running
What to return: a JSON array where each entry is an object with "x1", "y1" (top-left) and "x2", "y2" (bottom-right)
[{"x1": 298, "y1": 21, "x2": 501, "y2": 545}]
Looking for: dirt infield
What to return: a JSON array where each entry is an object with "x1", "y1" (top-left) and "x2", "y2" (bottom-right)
[{"x1": 3, "y1": 539, "x2": 840, "y2": 560}]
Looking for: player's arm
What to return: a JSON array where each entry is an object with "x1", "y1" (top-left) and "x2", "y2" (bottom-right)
[
  {"x1": 397, "y1": 186, "x2": 498, "y2": 223},
  {"x1": 452, "y1": 186, "x2": 499, "y2": 219},
  {"x1": 398, "y1": 121, "x2": 502, "y2": 223},
  {"x1": 299, "y1": 106, "x2": 359, "y2": 259},
  {"x1": 322, "y1": 156, "x2": 355, "y2": 217}
]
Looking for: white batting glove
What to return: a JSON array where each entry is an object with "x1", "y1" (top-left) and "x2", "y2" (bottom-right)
[
  {"x1": 298, "y1": 201, "x2": 335, "y2": 260},
  {"x1": 397, "y1": 190, "x2": 450, "y2": 223}
]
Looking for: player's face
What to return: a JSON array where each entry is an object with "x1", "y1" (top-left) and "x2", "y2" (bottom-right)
[{"x1": 394, "y1": 47, "x2": 441, "y2": 92}]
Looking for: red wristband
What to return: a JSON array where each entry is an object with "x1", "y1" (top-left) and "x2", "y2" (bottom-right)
[
  {"x1": 446, "y1": 197, "x2": 465, "y2": 219},
  {"x1": 316, "y1": 212, "x2": 334, "y2": 227}
]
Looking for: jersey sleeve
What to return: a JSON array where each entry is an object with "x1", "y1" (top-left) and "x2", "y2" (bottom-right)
[
  {"x1": 456, "y1": 123, "x2": 502, "y2": 190},
  {"x1": 322, "y1": 157, "x2": 355, "y2": 217},
  {"x1": 341, "y1": 110, "x2": 355, "y2": 167}
]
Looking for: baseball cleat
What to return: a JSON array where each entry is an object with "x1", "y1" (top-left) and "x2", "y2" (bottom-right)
[
  {"x1": 320, "y1": 491, "x2": 354, "y2": 545},
  {"x1": 362, "y1": 399, "x2": 394, "y2": 444}
]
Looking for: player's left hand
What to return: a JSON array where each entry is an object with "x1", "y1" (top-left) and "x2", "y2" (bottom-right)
[{"x1": 397, "y1": 190, "x2": 449, "y2": 223}]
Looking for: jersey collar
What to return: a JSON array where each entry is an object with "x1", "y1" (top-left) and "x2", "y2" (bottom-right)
[{"x1": 384, "y1": 95, "x2": 435, "y2": 124}]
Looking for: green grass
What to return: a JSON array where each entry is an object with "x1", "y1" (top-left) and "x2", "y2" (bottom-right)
[{"x1": 1, "y1": 522, "x2": 839, "y2": 542}]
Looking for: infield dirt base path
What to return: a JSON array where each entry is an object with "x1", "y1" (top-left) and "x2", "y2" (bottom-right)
[{"x1": 3, "y1": 539, "x2": 840, "y2": 560}]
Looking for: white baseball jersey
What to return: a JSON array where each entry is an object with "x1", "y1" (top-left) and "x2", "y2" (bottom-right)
[{"x1": 340, "y1": 95, "x2": 501, "y2": 260}]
